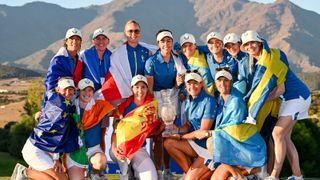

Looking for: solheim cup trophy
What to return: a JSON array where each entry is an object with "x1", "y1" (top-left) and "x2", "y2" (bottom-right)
[{"x1": 160, "y1": 88, "x2": 177, "y2": 136}]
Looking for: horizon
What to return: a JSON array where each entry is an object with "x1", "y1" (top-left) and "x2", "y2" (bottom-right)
[{"x1": 0, "y1": 0, "x2": 319, "y2": 15}]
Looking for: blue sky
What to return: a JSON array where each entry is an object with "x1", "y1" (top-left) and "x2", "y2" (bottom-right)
[{"x1": 0, "y1": 0, "x2": 319, "y2": 14}]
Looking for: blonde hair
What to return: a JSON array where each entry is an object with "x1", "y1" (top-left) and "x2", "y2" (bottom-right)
[{"x1": 248, "y1": 42, "x2": 263, "y2": 73}]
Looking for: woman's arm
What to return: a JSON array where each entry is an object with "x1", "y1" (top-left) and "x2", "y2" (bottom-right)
[
  {"x1": 145, "y1": 75, "x2": 154, "y2": 96},
  {"x1": 267, "y1": 83, "x2": 285, "y2": 101}
]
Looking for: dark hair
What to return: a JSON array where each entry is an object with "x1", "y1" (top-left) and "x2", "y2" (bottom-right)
[{"x1": 156, "y1": 29, "x2": 172, "y2": 39}]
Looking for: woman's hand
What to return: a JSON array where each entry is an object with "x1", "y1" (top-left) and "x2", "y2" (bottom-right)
[
  {"x1": 53, "y1": 160, "x2": 64, "y2": 173},
  {"x1": 176, "y1": 74, "x2": 184, "y2": 87},
  {"x1": 112, "y1": 146, "x2": 126, "y2": 161},
  {"x1": 193, "y1": 130, "x2": 208, "y2": 140}
]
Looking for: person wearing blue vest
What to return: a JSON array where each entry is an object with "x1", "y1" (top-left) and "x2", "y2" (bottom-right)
[
  {"x1": 241, "y1": 30, "x2": 311, "y2": 180},
  {"x1": 11, "y1": 78, "x2": 79, "y2": 180},
  {"x1": 145, "y1": 29, "x2": 186, "y2": 179},
  {"x1": 164, "y1": 70, "x2": 217, "y2": 180},
  {"x1": 81, "y1": 28, "x2": 112, "y2": 91}
]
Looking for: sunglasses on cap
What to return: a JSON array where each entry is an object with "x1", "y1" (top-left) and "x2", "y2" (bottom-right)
[
  {"x1": 216, "y1": 67, "x2": 230, "y2": 72},
  {"x1": 127, "y1": 29, "x2": 141, "y2": 34},
  {"x1": 186, "y1": 69, "x2": 202, "y2": 75}
]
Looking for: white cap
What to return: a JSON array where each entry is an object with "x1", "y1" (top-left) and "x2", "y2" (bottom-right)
[
  {"x1": 185, "y1": 72, "x2": 203, "y2": 83},
  {"x1": 57, "y1": 78, "x2": 75, "y2": 89},
  {"x1": 206, "y1": 32, "x2": 223, "y2": 43},
  {"x1": 65, "y1": 28, "x2": 82, "y2": 39},
  {"x1": 215, "y1": 70, "x2": 233, "y2": 81},
  {"x1": 92, "y1": 28, "x2": 109, "y2": 40},
  {"x1": 131, "y1": 75, "x2": 148, "y2": 87},
  {"x1": 156, "y1": 31, "x2": 173, "y2": 42},
  {"x1": 241, "y1": 30, "x2": 263, "y2": 45},
  {"x1": 180, "y1": 33, "x2": 196, "y2": 46},
  {"x1": 223, "y1": 33, "x2": 241, "y2": 45},
  {"x1": 78, "y1": 78, "x2": 94, "y2": 90}
]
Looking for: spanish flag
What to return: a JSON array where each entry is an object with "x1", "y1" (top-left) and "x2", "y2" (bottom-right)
[
  {"x1": 244, "y1": 40, "x2": 288, "y2": 130},
  {"x1": 116, "y1": 96, "x2": 161, "y2": 160}
]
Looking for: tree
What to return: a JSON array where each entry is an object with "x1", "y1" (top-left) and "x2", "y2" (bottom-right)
[{"x1": 7, "y1": 79, "x2": 44, "y2": 157}]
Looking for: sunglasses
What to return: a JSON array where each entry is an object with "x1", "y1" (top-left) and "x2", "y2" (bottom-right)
[
  {"x1": 127, "y1": 29, "x2": 141, "y2": 34},
  {"x1": 186, "y1": 69, "x2": 202, "y2": 76},
  {"x1": 215, "y1": 67, "x2": 230, "y2": 72}
]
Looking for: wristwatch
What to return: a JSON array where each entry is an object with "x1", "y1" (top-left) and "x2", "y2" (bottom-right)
[
  {"x1": 52, "y1": 153, "x2": 60, "y2": 160},
  {"x1": 205, "y1": 130, "x2": 212, "y2": 137}
]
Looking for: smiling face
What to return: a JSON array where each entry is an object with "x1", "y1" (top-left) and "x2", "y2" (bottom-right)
[
  {"x1": 132, "y1": 81, "x2": 148, "y2": 102},
  {"x1": 124, "y1": 22, "x2": 141, "y2": 45},
  {"x1": 57, "y1": 87, "x2": 75, "y2": 101},
  {"x1": 79, "y1": 87, "x2": 94, "y2": 103},
  {"x1": 93, "y1": 35, "x2": 109, "y2": 52},
  {"x1": 182, "y1": 42, "x2": 197, "y2": 59},
  {"x1": 207, "y1": 38, "x2": 223, "y2": 55},
  {"x1": 65, "y1": 35, "x2": 81, "y2": 53},
  {"x1": 158, "y1": 37, "x2": 173, "y2": 57},
  {"x1": 215, "y1": 76, "x2": 232, "y2": 95},
  {"x1": 243, "y1": 41, "x2": 262, "y2": 57},
  {"x1": 186, "y1": 80, "x2": 202, "y2": 98},
  {"x1": 225, "y1": 42, "x2": 241, "y2": 57}
]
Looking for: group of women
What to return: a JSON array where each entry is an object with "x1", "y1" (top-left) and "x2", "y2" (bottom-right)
[{"x1": 11, "y1": 19, "x2": 311, "y2": 180}]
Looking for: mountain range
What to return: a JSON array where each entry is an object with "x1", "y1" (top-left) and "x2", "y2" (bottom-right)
[{"x1": 0, "y1": 0, "x2": 320, "y2": 74}]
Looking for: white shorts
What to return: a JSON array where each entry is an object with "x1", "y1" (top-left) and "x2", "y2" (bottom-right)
[
  {"x1": 66, "y1": 144, "x2": 103, "y2": 169},
  {"x1": 21, "y1": 138, "x2": 54, "y2": 171},
  {"x1": 66, "y1": 153, "x2": 87, "y2": 169},
  {"x1": 188, "y1": 140, "x2": 212, "y2": 161},
  {"x1": 279, "y1": 96, "x2": 311, "y2": 120},
  {"x1": 131, "y1": 147, "x2": 157, "y2": 180}
]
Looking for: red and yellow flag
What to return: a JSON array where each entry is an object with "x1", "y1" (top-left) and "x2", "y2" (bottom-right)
[{"x1": 116, "y1": 99, "x2": 161, "y2": 160}]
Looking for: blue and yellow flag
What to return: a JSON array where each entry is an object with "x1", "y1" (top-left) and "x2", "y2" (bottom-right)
[{"x1": 244, "y1": 40, "x2": 288, "y2": 130}]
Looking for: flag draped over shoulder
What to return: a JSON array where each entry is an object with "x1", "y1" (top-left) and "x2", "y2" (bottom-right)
[
  {"x1": 97, "y1": 42, "x2": 158, "y2": 102},
  {"x1": 244, "y1": 40, "x2": 288, "y2": 130},
  {"x1": 30, "y1": 92, "x2": 79, "y2": 153},
  {"x1": 212, "y1": 124, "x2": 267, "y2": 168},
  {"x1": 74, "y1": 98, "x2": 114, "y2": 130},
  {"x1": 116, "y1": 96, "x2": 161, "y2": 160},
  {"x1": 187, "y1": 49, "x2": 214, "y2": 94}
]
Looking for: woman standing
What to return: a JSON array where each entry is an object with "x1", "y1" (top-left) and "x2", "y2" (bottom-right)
[
  {"x1": 241, "y1": 30, "x2": 311, "y2": 180},
  {"x1": 44, "y1": 27, "x2": 83, "y2": 93},
  {"x1": 81, "y1": 28, "x2": 112, "y2": 90},
  {"x1": 144, "y1": 29, "x2": 186, "y2": 179}
]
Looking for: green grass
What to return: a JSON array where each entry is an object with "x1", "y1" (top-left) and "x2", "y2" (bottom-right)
[{"x1": 0, "y1": 152, "x2": 27, "y2": 177}]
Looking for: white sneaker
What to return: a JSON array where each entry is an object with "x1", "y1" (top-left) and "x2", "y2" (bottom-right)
[
  {"x1": 287, "y1": 175, "x2": 304, "y2": 180},
  {"x1": 163, "y1": 169, "x2": 175, "y2": 180},
  {"x1": 178, "y1": 173, "x2": 186, "y2": 180},
  {"x1": 157, "y1": 170, "x2": 163, "y2": 180},
  {"x1": 264, "y1": 176, "x2": 279, "y2": 180},
  {"x1": 90, "y1": 173, "x2": 108, "y2": 180},
  {"x1": 10, "y1": 163, "x2": 27, "y2": 180}
]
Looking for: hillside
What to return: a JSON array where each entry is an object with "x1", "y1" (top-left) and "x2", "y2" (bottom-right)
[
  {"x1": 0, "y1": 64, "x2": 41, "y2": 79},
  {"x1": 0, "y1": 0, "x2": 320, "y2": 74}
]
